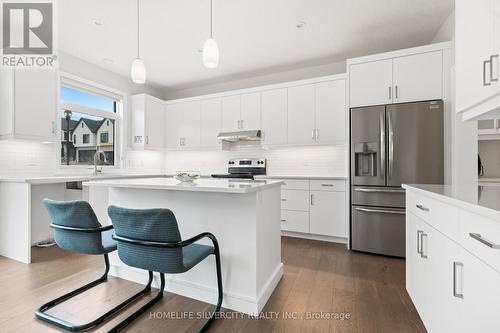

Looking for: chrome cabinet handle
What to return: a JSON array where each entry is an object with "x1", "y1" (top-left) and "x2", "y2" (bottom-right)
[
  {"x1": 484, "y1": 59, "x2": 492, "y2": 86},
  {"x1": 146, "y1": 136, "x2": 149, "y2": 144},
  {"x1": 380, "y1": 112, "x2": 386, "y2": 181},
  {"x1": 395, "y1": 85, "x2": 398, "y2": 99},
  {"x1": 388, "y1": 86, "x2": 392, "y2": 100},
  {"x1": 310, "y1": 194, "x2": 314, "y2": 205},
  {"x1": 354, "y1": 207, "x2": 405, "y2": 215},
  {"x1": 51, "y1": 121, "x2": 55, "y2": 134},
  {"x1": 420, "y1": 233, "x2": 428, "y2": 258},
  {"x1": 281, "y1": 199, "x2": 287, "y2": 202},
  {"x1": 417, "y1": 230, "x2": 423, "y2": 255},
  {"x1": 469, "y1": 233, "x2": 500, "y2": 249},
  {"x1": 453, "y1": 261, "x2": 464, "y2": 299},
  {"x1": 280, "y1": 219, "x2": 287, "y2": 222},
  {"x1": 312, "y1": 129, "x2": 315, "y2": 140},
  {"x1": 321, "y1": 184, "x2": 334, "y2": 187},
  {"x1": 416, "y1": 204, "x2": 429, "y2": 212},
  {"x1": 491, "y1": 54, "x2": 499, "y2": 82},
  {"x1": 237, "y1": 120, "x2": 241, "y2": 129}
]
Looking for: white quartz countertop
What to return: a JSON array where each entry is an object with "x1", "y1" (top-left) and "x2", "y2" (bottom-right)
[
  {"x1": 0, "y1": 173, "x2": 165, "y2": 184},
  {"x1": 255, "y1": 175, "x2": 347, "y2": 180},
  {"x1": 84, "y1": 177, "x2": 284, "y2": 194},
  {"x1": 403, "y1": 184, "x2": 500, "y2": 220}
]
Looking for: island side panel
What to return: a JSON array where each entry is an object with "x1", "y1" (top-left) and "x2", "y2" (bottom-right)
[
  {"x1": 107, "y1": 186, "x2": 264, "y2": 314},
  {"x1": 255, "y1": 185, "x2": 283, "y2": 312}
]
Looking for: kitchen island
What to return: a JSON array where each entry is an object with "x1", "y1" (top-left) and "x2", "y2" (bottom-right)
[{"x1": 84, "y1": 177, "x2": 284, "y2": 315}]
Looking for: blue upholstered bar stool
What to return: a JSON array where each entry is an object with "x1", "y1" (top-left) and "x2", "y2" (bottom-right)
[
  {"x1": 36, "y1": 199, "x2": 156, "y2": 332},
  {"x1": 108, "y1": 205, "x2": 223, "y2": 333}
]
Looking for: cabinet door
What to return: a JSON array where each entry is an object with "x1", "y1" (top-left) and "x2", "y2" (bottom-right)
[
  {"x1": 392, "y1": 51, "x2": 443, "y2": 103},
  {"x1": 165, "y1": 104, "x2": 180, "y2": 149},
  {"x1": 309, "y1": 190, "x2": 345, "y2": 237},
  {"x1": 144, "y1": 98, "x2": 164, "y2": 149},
  {"x1": 349, "y1": 59, "x2": 393, "y2": 107},
  {"x1": 200, "y1": 98, "x2": 222, "y2": 147},
  {"x1": 261, "y1": 88, "x2": 287, "y2": 145},
  {"x1": 287, "y1": 84, "x2": 315, "y2": 144},
  {"x1": 315, "y1": 80, "x2": 346, "y2": 144},
  {"x1": 459, "y1": 247, "x2": 500, "y2": 332},
  {"x1": 14, "y1": 68, "x2": 57, "y2": 139},
  {"x1": 177, "y1": 101, "x2": 201, "y2": 148},
  {"x1": 221, "y1": 95, "x2": 241, "y2": 132},
  {"x1": 240, "y1": 92, "x2": 261, "y2": 130},
  {"x1": 456, "y1": 0, "x2": 496, "y2": 112}
]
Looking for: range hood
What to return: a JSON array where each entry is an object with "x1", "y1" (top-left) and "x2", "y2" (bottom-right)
[{"x1": 217, "y1": 130, "x2": 261, "y2": 142}]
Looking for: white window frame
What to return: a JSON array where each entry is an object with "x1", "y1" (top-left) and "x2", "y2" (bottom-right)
[{"x1": 58, "y1": 72, "x2": 125, "y2": 170}]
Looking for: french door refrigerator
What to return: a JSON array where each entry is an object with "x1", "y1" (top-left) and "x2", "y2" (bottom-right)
[{"x1": 350, "y1": 100, "x2": 444, "y2": 257}]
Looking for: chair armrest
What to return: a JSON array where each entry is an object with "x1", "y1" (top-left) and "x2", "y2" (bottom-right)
[
  {"x1": 50, "y1": 223, "x2": 114, "y2": 233},
  {"x1": 112, "y1": 232, "x2": 220, "y2": 251}
]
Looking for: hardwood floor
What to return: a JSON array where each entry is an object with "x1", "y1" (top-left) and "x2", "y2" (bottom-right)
[{"x1": 0, "y1": 237, "x2": 425, "y2": 333}]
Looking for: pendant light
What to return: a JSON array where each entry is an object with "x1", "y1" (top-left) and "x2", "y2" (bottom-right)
[
  {"x1": 203, "y1": 0, "x2": 219, "y2": 68},
  {"x1": 131, "y1": 0, "x2": 146, "y2": 84}
]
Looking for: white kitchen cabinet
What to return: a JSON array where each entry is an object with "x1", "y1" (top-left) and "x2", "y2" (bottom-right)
[
  {"x1": 281, "y1": 210, "x2": 309, "y2": 233},
  {"x1": 165, "y1": 101, "x2": 201, "y2": 149},
  {"x1": 315, "y1": 80, "x2": 346, "y2": 144},
  {"x1": 287, "y1": 84, "x2": 315, "y2": 144},
  {"x1": 349, "y1": 59, "x2": 393, "y2": 107},
  {"x1": 261, "y1": 88, "x2": 287, "y2": 145},
  {"x1": 200, "y1": 98, "x2": 222, "y2": 147},
  {"x1": 0, "y1": 68, "x2": 57, "y2": 141},
  {"x1": 392, "y1": 51, "x2": 443, "y2": 103},
  {"x1": 221, "y1": 95, "x2": 241, "y2": 132},
  {"x1": 309, "y1": 190, "x2": 346, "y2": 237},
  {"x1": 131, "y1": 94, "x2": 165, "y2": 150},
  {"x1": 240, "y1": 92, "x2": 261, "y2": 130},
  {"x1": 349, "y1": 46, "x2": 445, "y2": 108},
  {"x1": 456, "y1": 0, "x2": 499, "y2": 113}
]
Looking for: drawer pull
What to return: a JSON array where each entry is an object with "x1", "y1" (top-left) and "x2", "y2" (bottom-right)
[
  {"x1": 453, "y1": 261, "x2": 464, "y2": 299},
  {"x1": 280, "y1": 219, "x2": 287, "y2": 222},
  {"x1": 416, "y1": 204, "x2": 429, "y2": 212},
  {"x1": 321, "y1": 184, "x2": 334, "y2": 187},
  {"x1": 281, "y1": 199, "x2": 287, "y2": 202},
  {"x1": 469, "y1": 233, "x2": 500, "y2": 249},
  {"x1": 420, "y1": 233, "x2": 428, "y2": 258},
  {"x1": 417, "y1": 230, "x2": 423, "y2": 255}
]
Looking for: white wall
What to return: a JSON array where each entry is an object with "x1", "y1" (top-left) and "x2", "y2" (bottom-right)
[
  {"x1": 165, "y1": 142, "x2": 347, "y2": 177},
  {"x1": 432, "y1": 10, "x2": 454, "y2": 43},
  {"x1": 164, "y1": 60, "x2": 346, "y2": 100}
]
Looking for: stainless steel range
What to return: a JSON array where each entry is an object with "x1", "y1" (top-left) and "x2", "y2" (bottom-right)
[{"x1": 211, "y1": 158, "x2": 266, "y2": 180}]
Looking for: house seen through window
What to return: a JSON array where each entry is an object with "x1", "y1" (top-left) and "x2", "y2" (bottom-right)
[{"x1": 60, "y1": 83, "x2": 120, "y2": 166}]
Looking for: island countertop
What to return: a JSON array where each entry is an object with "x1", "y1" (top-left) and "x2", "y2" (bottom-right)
[{"x1": 84, "y1": 177, "x2": 284, "y2": 194}]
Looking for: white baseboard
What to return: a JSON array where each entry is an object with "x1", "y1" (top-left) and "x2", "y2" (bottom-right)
[
  {"x1": 109, "y1": 262, "x2": 284, "y2": 315},
  {"x1": 281, "y1": 231, "x2": 348, "y2": 245}
]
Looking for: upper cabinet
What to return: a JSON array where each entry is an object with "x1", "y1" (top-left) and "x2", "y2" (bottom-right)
[
  {"x1": 0, "y1": 68, "x2": 58, "y2": 141},
  {"x1": 287, "y1": 79, "x2": 346, "y2": 145},
  {"x1": 165, "y1": 101, "x2": 201, "y2": 149},
  {"x1": 456, "y1": 0, "x2": 500, "y2": 118},
  {"x1": 131, "y1": 94, "x2": 165, "y2": 150},
  {"x1": 221, "y1": 93, "x2": 261, "y2": 132},
  {"x1": 200, "y1": 98, "x2": 222, "y2": 148},
  {"x1": 261, "y1": 88, "x2": 288, "y2": 145},
  {"x1": 349, "y1": 48, "x2": 444, "y2": 108}
]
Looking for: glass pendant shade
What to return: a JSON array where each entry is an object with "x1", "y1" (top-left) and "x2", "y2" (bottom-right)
[
  {"x1": 203, "y1": 38, "x2": 219, "y2": 68},
  {"x1": 131, "y1": 58, "x2": 146, "y2": 84}
]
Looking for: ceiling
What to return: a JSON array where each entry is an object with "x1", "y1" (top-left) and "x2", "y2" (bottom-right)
[{"x1": 58, "y1": 0, "x2": 453, "y2": 91}]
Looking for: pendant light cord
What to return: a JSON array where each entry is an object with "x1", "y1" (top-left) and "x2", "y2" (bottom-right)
[
  {"x1": 210, "y1": 0, "x2": 213, "y2": 38},
  {"x1": 136, "y1": 0, "x2": 140, "y2": 58}
]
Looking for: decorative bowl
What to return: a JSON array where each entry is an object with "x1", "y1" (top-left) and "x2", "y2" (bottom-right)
[{"x1": 175, "y1": 171, "x2": 200, "y2": 183}]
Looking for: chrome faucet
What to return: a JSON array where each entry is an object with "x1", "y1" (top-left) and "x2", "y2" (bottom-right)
[{"x1": 93, "y1": 151, "x2": 107, "y2": 176}]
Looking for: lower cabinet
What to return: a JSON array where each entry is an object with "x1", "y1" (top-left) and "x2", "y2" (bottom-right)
[
  {"x1": 406, "y1": 197, "x2": 500, "y2": 332},
  {"x1": 279, "y1": 178, "x2": 347, "y2": 239}
]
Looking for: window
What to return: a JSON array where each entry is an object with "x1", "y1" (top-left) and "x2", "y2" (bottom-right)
[
  {"x1": 100, "y1": 132, "x2": 109, "y2": 143},
  {"x1": 59, "y1": 82, "x2": 121, "y2": 167},
  {"x1": 82, "y1": 134, "x2": 90, "y2": 144}
]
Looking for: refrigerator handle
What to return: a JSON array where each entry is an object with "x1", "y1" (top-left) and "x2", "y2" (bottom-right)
[
  {"x1": 380, "y1": 112, "x2": 385, "y2": 181},
  {"x1": 388, "y1": 111, "x2": 394, "y2": 180}
]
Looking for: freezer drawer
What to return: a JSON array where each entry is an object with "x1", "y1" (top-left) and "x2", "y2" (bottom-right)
[
  {"x1": 351, "y1": 186, "x2": 405, "y2": 208},
  {"x1": 351, "y1": 205, "x2": 406, "y2": 257}
]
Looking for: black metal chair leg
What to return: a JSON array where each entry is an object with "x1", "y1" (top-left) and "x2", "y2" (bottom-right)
[
  {"x1": 35, "y1": 254, "x2": 154, "y2": 332},
  {"x1": 108, "y1": 273, "x2": 165, "y2": 333}
]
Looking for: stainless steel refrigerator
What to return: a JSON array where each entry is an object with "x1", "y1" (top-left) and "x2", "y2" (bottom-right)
[{"x1": 350, "y1": 100, "x2": 444, "y2": 257}]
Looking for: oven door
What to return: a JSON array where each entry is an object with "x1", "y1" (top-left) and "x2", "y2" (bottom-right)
[{"x1": 351, "y1": 206, "x2": 405, "y2": 257}]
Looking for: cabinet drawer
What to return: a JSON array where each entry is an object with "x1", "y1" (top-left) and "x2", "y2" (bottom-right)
[
  {"x1": 310, "y1": 179, "x2": 345, "y2": 192},
  {"x1": 281, "y1": 210, "x2": 309, "y2": 233},
  {"x1": 281, "y1": 190, "x2": 309, "y2": 211},
  {"x1": 458, "y1": 210, "x2": 500, "y2": 274},
  {"x1": 275, "y1": 179, "x2": 309, "y2": 190},
  {"x1": 406, "y1": 191, "x2": 458, "y2": 239}
]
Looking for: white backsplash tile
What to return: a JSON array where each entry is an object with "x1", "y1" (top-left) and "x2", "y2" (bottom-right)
[
  {"x1": 0, "y1": 141, "x2": 56, "y2": 177},
  {"x1": 165, "y1": 142, "x2": 348, "y2": 177}
]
